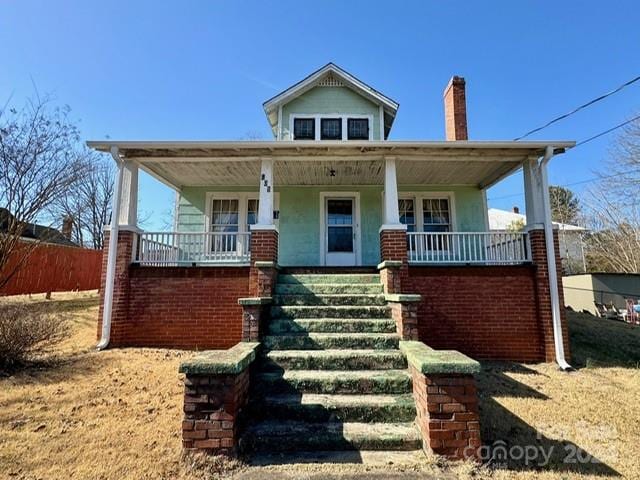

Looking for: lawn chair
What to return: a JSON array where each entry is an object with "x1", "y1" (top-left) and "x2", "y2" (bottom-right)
[
  {"x1": 626, "y1": 299, "x2": 639, "y2": 325},
  {"x1": 594, "y1": 302, "x2": 617, "y2": 320}
]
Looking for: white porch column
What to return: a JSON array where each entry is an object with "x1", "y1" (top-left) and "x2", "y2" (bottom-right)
[
  {"x1": 382, "y1": 156, "x2": 402, "y2": 228},
  {"x1": 522, "y1": 157, "x2": 544, "y2": 229},
  {"x1": 117, "y1": 161, "x2": 138, "y2": 227},
  {"x1": 256, "y1": 157, "x2": 275, "y2": 227}
]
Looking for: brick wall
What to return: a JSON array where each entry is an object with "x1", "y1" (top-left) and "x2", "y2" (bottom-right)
[
  {"x1": 410, "y1": 367, "x2": 481, "y2": 460},
  {"x1": 182, "y1": 369, "x2": 250, "y2": 454},
  {"x1": 406, "y1": 229, "x2": 569, "y2": 363},
  {"x1": 249, "y1": 229, "x2": 278, "y2": 297},
  {"x1": 407, "y1": 265, "x2": 546, "y2": 362},
  {"x1": 98, "y1": 230, "x2": 250, "y2": 349}
]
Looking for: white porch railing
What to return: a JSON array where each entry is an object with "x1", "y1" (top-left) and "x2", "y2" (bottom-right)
[
  {"x1": 407, "y1": 231, "x2": 530, "y2": 265},
  {"x1": 134, "y1": 232, "x2": 251, "y2": 265}
]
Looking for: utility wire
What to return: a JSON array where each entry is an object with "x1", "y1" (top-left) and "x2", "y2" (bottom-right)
[
  {"x1": 489, "y1": 115, "x2": 640, "y2": 201},
  {"x1": 514, "y1": 75, "x2": 640, "y2": 141},
  {"x1": 575, "y1": 114, "x2": 640, "y2": 147}
]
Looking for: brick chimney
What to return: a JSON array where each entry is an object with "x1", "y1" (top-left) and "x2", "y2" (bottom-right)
[
  {"x1": 443, "y1": 76, "x2": 468, "y2": 141},
  {"x1": 62, "y1": 216, "x2": 73, "y2": 240}
]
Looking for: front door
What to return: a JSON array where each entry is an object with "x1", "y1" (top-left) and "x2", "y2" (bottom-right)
[{"x1": 324, "y1": 197, "x2": 358, "y2": 266}]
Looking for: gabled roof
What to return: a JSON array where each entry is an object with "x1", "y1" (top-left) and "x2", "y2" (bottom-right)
[
  {"x1": 263, "y1": 63, "x2": 399, "y2": 139},
  {"x1": 0, "y1": 208, "x2": 79, "y2": 247}
]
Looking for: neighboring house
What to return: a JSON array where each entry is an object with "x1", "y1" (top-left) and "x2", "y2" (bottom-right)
[
  {"x1": 488, "y1": 207, "x2": 587, "y2": 274},
  {"x1": 87, "y1": 64, "x2": 575, "y2": 458},
  {"x1": 0, "y1": 208, "x2": 77, "y2": 247}
]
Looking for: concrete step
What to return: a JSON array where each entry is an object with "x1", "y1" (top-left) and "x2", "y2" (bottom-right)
[
  {"x1": 254, "y1": 369, "x2": 412, "y2": 395},
  {"x1": 268, "y1": 318, "x2": 397, "y2": 334},
  {"x1": 277, "y1": 274, "x2": 380, "y2": 285},
  {"x1": 263, "y1": 333, "x2": 400, "y2": 351},
  {"x1": 263, "y1": 349, "x2": 407, "y2": 370},
  {"x1": 271, "y1": 305, "x2": 391, "y2": 319},
  {"x1": 272, "y1": 294, "x2": 386, "y2": 306},
  {"x1": 253, "y1": 393, "x2": 417, "y2": 423},
  {"x1": 245, "y1": 449, "x2": 427, "y2": 467},
  {"x1": 275, "y1": 283, "x2": 384, "y2": 295},
  {"x1": 241, "y1": 421, "x2": 421, "y2": 452}
]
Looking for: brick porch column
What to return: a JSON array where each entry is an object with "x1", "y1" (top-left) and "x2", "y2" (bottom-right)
[
  {"x1": 379, "y1": 227, "x2": 408, "y2": 293},
  {"x1": 528, "y1": 227, "x2": 570, "y2": 362},
  {"x1": 98, "y1": 227, "x2": 137, "y2": 346}
]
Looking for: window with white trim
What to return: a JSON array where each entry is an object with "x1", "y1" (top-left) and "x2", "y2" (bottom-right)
[
  {"x1": 347, "y1": 118, "x2": 369, "y2": 140},
  {"x1": 291, "y1": 115, "x2": 373, "y2": 141},
  {"x1": 398, "y1": 199, "x2": 416, "y2": 233},
  {"x1": 321, "y1": 118, "x2": 342, "y2": 140},
  {"x1": 293, "y1": 118, "x2": 315, "y2": 140},
  {"x1": 422, "y1": 198, "x2": 451, "y2": 232}
]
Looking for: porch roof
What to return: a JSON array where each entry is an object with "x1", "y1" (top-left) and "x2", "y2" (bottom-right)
[{"x1": 86, "y1": 140, "x2": 575, "y2": 191}]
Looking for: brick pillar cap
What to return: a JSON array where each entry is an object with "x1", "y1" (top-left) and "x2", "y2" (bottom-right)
[
  {"x1": 250, "y1": 224, "x2": 279, "y2": 232},
  {"x1": 379, "y1": 224, "x2": 407, "y2": 233}
]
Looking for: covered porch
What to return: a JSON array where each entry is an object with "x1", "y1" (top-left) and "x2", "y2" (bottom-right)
[{"x1": 88, "y1": 140, "x2": 572, "y2": 268}]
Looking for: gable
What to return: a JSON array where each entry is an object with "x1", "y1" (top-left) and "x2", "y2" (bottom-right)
[
  {"x1": 263, "y1": 63, "x2": 398, "y2": 140},
  {"x1": 281, "y1": 86, "x2": 381, "y2": 140}
]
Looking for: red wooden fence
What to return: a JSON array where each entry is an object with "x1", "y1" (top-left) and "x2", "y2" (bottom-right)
[{"x1": 0, "y1": 241, "x2": 103, "y2": 296}]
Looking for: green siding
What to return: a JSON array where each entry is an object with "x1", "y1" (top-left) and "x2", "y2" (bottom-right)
[
  {"x1": 281, "y1": 87, "x2": 381, "y2": 140},
  {"x1": 177, "y1": 186, "x2": 486, "y2": 266}
]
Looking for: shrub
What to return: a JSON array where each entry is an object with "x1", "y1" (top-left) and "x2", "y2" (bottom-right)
[{"x1": 0, "y1": 303, "x2": 69, "y2": 368}]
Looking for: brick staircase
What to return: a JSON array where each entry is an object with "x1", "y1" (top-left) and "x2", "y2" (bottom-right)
[{"x1": 241, "y1": 272, "x2": 422, "y2": 455}]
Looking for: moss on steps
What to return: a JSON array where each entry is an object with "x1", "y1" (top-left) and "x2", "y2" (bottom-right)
[
  {"x1": 277, "y1": 274, "x2": 381, "y2": 285},
  {"x1": 272, "y1": 294, "x2": 386, "y2": 306},
  {"x1": 271, "y1": 305, "x2": 391, "y2": 319},
  {"x1": 252, "y1": 393, "x2": 417, "y2": 422},
  {"x1": 262, "y1": 349, "x2": 407, "y2": 370},
  {"x1": 255, "y1": 369, "x2": 412, "y2": 395},
  {"x1": 263, "y1": 333, "x2": 400, "y2": 351},
  {"x1": 275, "y1": 283, "x2": 383, "y2": 295},
  {"x1": 268, "y1": 318, "x2": 397, "y2": 334}
]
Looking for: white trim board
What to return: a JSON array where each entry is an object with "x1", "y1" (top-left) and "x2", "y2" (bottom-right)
[{"x1": 319, "y1": 191, "x2": 362, "y2": 266}]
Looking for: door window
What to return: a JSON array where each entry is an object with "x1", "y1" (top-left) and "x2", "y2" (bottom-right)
[{"x1": 327, "y1": 199, "x2": 354, "y2": 252}]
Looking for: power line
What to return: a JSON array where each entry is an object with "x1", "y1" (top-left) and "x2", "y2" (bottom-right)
[
  {"x1": 575, "y1": 114, "x2": 640, "y2": 147},
  {"x1": 514, "y1": 75, "x2": 640, "y2": 141},
  {"x1": 488, "y1": 169, "x2": 640, "y2": 201}
]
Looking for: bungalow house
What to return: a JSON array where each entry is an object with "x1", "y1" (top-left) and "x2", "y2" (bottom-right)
[{"x1": 88, "y1": 63, "x2": 574, "y2": 459}]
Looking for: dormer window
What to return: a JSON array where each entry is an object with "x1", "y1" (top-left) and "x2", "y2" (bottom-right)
[
  {"x1": 321, "y1": 118, "x2": 342, "y2": 140},
  {"x1": 348, "y1": 118, "x2": 369, "y2": 140},
  {"x1": 293, "y1": 118, "x2": 315, "y2": 140}
]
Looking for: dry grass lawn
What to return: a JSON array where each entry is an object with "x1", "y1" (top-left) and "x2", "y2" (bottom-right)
[{"x1": 1, "y1": 292, "x2": 638, "y2": 479}]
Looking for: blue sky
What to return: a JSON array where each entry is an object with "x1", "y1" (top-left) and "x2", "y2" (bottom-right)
[{"x1": 2, "y1": 1, "x2": 639, "y2": 229}]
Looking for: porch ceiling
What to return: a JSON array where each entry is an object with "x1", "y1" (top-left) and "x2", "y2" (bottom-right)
[{"x1": 86, "y1": 140, "x2": 575, "y2": 190}]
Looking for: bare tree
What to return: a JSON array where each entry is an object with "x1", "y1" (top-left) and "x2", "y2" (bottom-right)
[
  {"x1": 49, "y1": 150, "x2": 114, "y2": 249},
  {"x1": 0, "y1": 96, "x2": 87, "y2": 289},
  {"x1": 584, "y1": 117, "x2": 640, "y2": 273}
]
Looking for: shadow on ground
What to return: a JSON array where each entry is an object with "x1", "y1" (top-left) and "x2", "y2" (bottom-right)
[{"x1": 477, "y1": 361, "x2": 619, "y2": 476}]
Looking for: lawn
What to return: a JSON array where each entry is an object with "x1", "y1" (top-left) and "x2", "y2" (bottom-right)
[{"x1": 0, "y1": 293, "x2": 638, "y2": 479}]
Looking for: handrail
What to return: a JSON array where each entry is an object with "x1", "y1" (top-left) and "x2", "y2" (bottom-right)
[
  {"x1": 134, "y1": 231, "x2": 251, "y2": 265},
  {"x1": 407, "y1": 231, "x2": 530, "y2": 265}
]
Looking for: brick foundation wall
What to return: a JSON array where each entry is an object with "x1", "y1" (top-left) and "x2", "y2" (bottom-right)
[
  {"x1": 182, "y1": 369, "x2": 250, "y2": 454},
  {"x1": 407, "y1": 229, "x2": 570, "y2": 363},
  {"x1": 98, "y1": 230, "x2": 250, "y2": 349},
  {"x1": 408, "y1": 265, "x2": 546, "y2": 362},
  {"x1": 410, "y1": 366, "x2": 481, "y2": 460}
]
